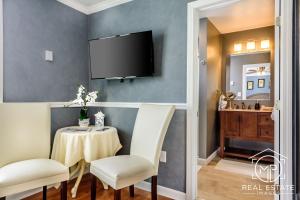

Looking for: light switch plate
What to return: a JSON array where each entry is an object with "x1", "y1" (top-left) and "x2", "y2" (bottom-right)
[
  {"x1": 45, "y1": 50, "x2": 53, "y2": 62},
  {"x1": 160, "y1": 151, "x2": 167, "y2": 163}
]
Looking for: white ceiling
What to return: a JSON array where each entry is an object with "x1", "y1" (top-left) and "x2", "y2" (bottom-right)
[
  {"x1": 74, "y1": 0, "x2": 106, "y2": 6},
  {"x1": 57, "y1": 0, "x2": 133, "y2": 14},
  {"x1": 198, "y1": 0, "x2": 275, "y2": 34}
]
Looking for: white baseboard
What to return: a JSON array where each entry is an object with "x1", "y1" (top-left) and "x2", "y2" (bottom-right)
[
  {"x1": 197, "y1": 148, "x2": 219, "y2": 166},
  {"x1": 135, "y1": 181, "x2": 186, "y2": 200}
]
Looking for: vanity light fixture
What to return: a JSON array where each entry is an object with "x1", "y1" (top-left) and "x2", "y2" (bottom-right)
[
  {"x1": 261, "y1": 39, "x2": 270, "y2": 49},
  {"x1": 234, "y1": 43, "x2": 242, "y2": 52},
  {"x1": 246, "y1": 40, "x2": 256, "y2": 50}
]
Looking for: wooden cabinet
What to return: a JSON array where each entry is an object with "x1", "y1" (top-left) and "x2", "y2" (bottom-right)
[
  {"x1": 240, "y1": 112, "x2": 258, "y2": 138},
  {"x1": 223, "y1": 111, "x2": 240, "y2": 136},
  {"x1": 220, "y1": 110, "x2": 274, "y2": 159}
]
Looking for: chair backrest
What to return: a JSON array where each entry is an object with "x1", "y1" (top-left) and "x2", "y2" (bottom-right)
[
  {"x1": 130, "y1": 104, "x2": 175, "y2": 173},
  {"x1": 0, "y1": 103, "x2": 51, "y2": 168}
]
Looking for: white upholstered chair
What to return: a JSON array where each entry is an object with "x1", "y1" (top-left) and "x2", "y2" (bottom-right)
[
  {"x1": 0, "y1": 103, "x2": 69, "y2": 200},
  {"x1": 90, "y1": 104, "x2": 175, "y2": 200}
]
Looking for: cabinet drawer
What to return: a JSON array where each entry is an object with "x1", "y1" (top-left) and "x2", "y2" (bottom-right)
[
  {"x1": 259, "y1": 126, "x2": 274, "y2": 139},
  {"x1": 258, "y1": 113, "x2": 273, "y2": 126}
]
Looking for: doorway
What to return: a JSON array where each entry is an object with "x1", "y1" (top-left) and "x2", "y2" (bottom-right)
[{"x1": 186, "y1": 0, "x2": 294, "y2": 200}]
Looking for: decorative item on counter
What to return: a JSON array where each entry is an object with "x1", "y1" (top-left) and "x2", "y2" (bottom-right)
[
  {"x1": 235, "y1": 104, "x2": 239, "y2": 109},
  {"x1": 67, "y1": 85, "x2": 99, "y2": 128},
  {"x1": 241, "y1": 102, "x2": 246, "y2": 110},
  {"x1": 255, "y1": 101, "x2": 261, "y2": 110},
  {"x1": 224, "y1": 92, "x2": 237, "y2": 110},
  {"x1": 248, "y1": 105, "x2": 252, "y2": 110},
  {"x1": 95, "y1": 111, "x2": 105, "y2": 130},
  {"x1": 261, "y1": 105, "x2": 273, "y2": 112},
  {"x1": 218, "y1": 93, "x2": 227, "y2": 110}
]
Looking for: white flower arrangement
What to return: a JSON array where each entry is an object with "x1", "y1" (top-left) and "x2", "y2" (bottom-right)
[
  {"x1": 68, "y1": 85, "x2": 99, "y2": 121},
  {"x1": 72, "y1": 85, "x2": 98, "y2": 107}
]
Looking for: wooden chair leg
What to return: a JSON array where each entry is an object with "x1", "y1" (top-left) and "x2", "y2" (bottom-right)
[
  {"x1": 129, "y1": 185, "x2": 134, "y2": 197},
  {"x1": 43, "y1": 186, "x2": 47, "y2": 200},
  {"x1": 151, "y1": 176, "x2": 157, "y2": 200},
  {"x1": 0, "y1": 197, "x2": 6, "y2": 200},
  {"x1": 91, "y1": 174, "x2": 97, "y2": 200},
  {"x1": 114, "y1": 189, "x2": 121, "y2": 200},
  {"x1": 60, "y1": 181, "x2": 68, "y2": 200}
]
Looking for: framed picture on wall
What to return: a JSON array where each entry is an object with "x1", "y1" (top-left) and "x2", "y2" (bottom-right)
[
  {"x1": 247, "y1": 81, "x2": 254, "y2": 90},
  {"x1": 258, "y1": 79, "x2": 265, "y2": 88}
]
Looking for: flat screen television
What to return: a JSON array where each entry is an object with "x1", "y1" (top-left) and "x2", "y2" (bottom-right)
[{"x1": 89, "y1": 31, "x2": 154, "y2": 79}]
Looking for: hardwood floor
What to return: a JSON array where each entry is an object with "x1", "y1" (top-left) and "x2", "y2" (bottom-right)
[
  {"x1": 23, "y1": 174, "x2": 171, "y2": 200},
  {"x1": 198, "y1": 157, "x2": 274, "y2": 200}
]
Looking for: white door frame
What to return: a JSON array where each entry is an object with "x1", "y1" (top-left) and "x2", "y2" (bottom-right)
[
  {"x1": 0, "y1": 0, "x2": 3, "y2": 103},
  {"x1": 186, "y1": 1, "x2": 294, "y2": 200}
]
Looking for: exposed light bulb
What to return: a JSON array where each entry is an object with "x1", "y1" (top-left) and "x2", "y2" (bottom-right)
[
  {"x1": 261, "y1": 40, "x2": 270, "y2": 49},
  {"x1": 247, "y1": 40, "x2": 256, "y2": 50},
  {"x1": 234, "y1": 43, "x2": 242, "y2": 52}
]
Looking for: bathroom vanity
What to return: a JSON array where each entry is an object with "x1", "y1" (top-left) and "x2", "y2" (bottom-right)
[{"x1": 219, "y1": 109, "x2": 274, "y2": 161}]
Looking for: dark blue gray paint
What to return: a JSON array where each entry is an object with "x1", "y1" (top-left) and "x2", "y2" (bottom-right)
[
  {"x1": 3, "y1": 0, "x2": 89, "y2": 163},
  {"x1": 3, "y1": 0, "x2": 89, "y2": 102},
  {"x1": 90, "y1": 107, "x2": 186, "y2": 192},
  {"x1": 88, "y1": 0, "x2": 188, "y2": 103},
  {"x1": 88, "y1": 0, "x2": 188, "y2": 192},
  {"x1": 51, "y1": 107, "x2": 82, "y2": 147}
]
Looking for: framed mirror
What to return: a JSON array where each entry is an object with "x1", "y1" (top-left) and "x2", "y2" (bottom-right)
[{"x1": 226, "y1": 52, "x2": 272, "y2": 100}]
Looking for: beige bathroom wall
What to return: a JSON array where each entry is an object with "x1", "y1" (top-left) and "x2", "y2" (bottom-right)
[{"x1": 221, "y1": 26, "x2": 275, "y2": 106}]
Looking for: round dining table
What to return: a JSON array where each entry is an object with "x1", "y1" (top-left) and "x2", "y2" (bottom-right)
[{"x1": 51, "y1": 126, "x2": 122, "y2": 198}]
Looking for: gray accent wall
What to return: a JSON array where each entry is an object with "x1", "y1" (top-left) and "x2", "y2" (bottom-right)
[
  {"x1": 88, "y1": 0, "x2": 188, "y2": 103},
  {"x1": 3, "y1": 0, "x2": 89, "y2": 102},
  {"x1": 3, "y1": 0, "x2": 88, "y2": 144},
  {"x1": 87, "y1": 0, "x2": 188, "y2": 192}
]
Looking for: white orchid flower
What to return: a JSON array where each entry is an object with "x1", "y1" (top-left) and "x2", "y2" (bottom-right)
[
  {"x1": 69, "y1": 85, "x2": 98, "y2": 107},
  {"x1": 85, "y1": 91, "x2": 98, "y2": 103}
]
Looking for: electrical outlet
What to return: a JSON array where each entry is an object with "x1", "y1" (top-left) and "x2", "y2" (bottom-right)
[{"x1": 160, "y1": 151, "x2": 167, "y2": 163}]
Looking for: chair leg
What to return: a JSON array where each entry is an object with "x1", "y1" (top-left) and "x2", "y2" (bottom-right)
[
  {"x1": 43, "y1": 186, "x2": 47, "y2": 200},
  {"x1": 129, "y1": 185, "x2": 134, "y2": 197},
  {"x1": 91, "y1": 174, "x2": 97, "y2": 200},
  {"x1": 151, "y1": 176, "x2": 157, "y2": 200},
  {"x1": 60, "y1": 181, "x2": 68, "y2": 200},
  {"x1": 0, "y1": 197, "x2": 6, "y2": 200},
  {"x1": 114, "y1": 189, "x2": 121, "y2": 200}
]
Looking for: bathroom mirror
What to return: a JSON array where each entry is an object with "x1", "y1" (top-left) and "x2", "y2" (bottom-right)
[{"x1": 226, "y1": 52, "x2": 272, "y2": 100}]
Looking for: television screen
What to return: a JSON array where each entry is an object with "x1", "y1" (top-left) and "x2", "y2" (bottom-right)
[{"x1": 89, "y1": 31, "x2": 154, "y2": 79}]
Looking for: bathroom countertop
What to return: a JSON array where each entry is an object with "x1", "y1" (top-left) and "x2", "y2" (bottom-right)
[{"x1": 219, "y1": 108, "x2": 273, "y2": 112}]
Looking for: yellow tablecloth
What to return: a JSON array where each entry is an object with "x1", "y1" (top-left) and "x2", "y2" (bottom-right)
[{"x1": 51, "y1": 126, "x2": 122, "y2": 167}]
